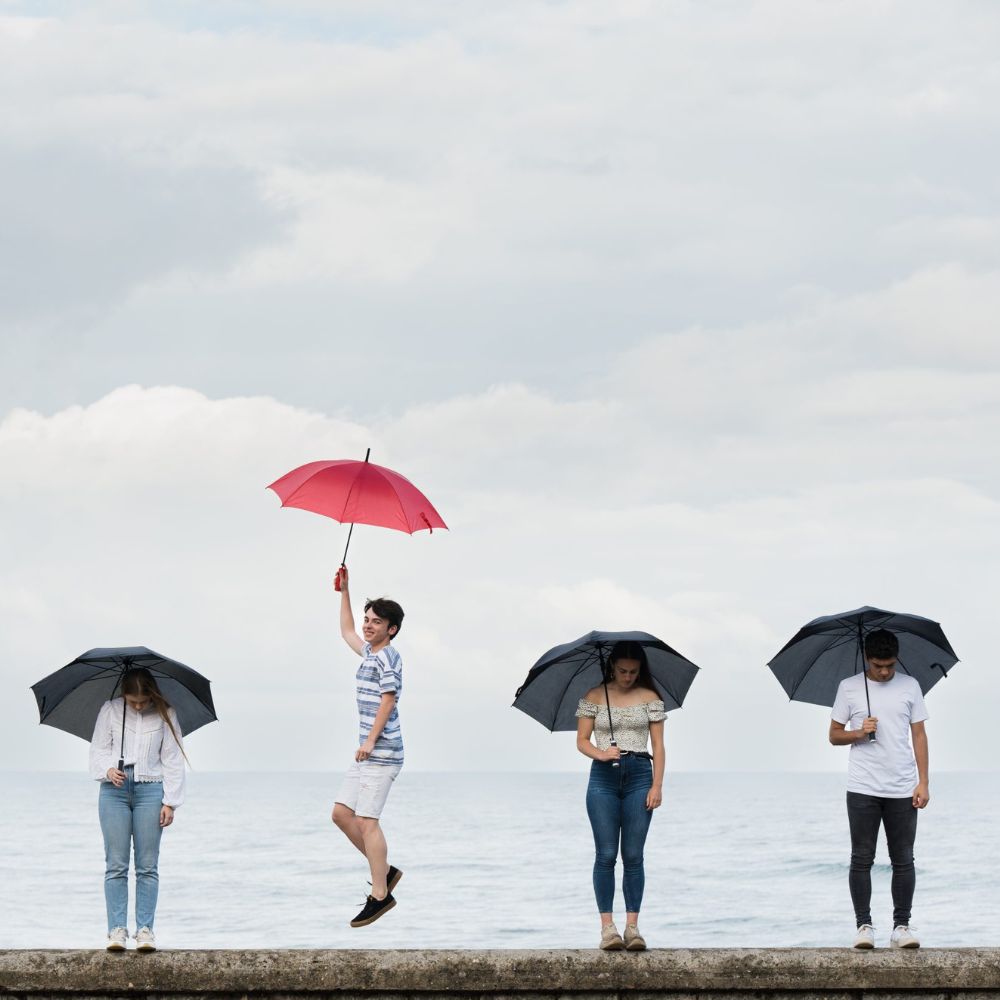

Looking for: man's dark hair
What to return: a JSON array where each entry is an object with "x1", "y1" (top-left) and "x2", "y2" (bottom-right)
[
  {"x1": 365, "y1": 597, "x2": 404, "y2": 638},
  {"x1": 864, "y1": 628, "x2": 899, "y2": 660}
]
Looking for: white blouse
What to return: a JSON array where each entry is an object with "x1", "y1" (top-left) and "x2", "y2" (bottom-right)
[
  {"x1": 576, "y1": 698, "x2": 666, "y2": 752},
  {"x1": 89, "y1": 698, "x2": 186, "y2": 807}
]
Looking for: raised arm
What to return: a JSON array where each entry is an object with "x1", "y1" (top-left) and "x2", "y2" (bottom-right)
[{"x1": 337, "y1": 566, "x2": 364, "y2": 655}]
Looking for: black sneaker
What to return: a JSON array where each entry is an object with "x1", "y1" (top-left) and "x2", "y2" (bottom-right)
[
  {"x1": 368, "y1": 866, "x2": 403, "y2": 894},
  {"x1": 350, "y1": 893, "x2": 396, "y2": 927}
]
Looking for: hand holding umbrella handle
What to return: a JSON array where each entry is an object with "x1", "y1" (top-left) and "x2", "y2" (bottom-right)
[{"x1": 334, "y1": 564, "x2": 347, "y2": 592}]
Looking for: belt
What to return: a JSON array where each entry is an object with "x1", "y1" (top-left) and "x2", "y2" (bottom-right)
[{"x1": 617, "y1": 750, "x2": 652, "y2": 760}]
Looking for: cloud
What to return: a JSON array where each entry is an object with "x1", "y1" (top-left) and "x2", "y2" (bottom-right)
[
  {"x1": 0, "y1": 145, "x2": 287, "y2": 321},
  {"x1": 1, "y1": 1, "x2": 998, "y2": 776},
  {"x1": 2, "y1": 366, "x2": 997, "y2": 773}
]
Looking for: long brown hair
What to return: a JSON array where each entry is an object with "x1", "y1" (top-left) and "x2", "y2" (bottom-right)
[
  {"x1": 604, "y1": 640, "x2": 657, "y2": 694},
  {"x1": 121, "y1": 668, "x2": 190, "y2": 765}
]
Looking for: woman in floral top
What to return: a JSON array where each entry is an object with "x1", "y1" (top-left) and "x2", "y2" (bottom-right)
[{"x1": 576, "y1": 640, "x2": 666, "y2": 951}]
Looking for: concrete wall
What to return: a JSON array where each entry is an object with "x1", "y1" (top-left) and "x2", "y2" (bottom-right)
[{"x1": 3, "y1": 950, "x2": 1000, "y2": 1000}]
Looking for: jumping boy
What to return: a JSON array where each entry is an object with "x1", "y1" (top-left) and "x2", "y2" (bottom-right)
[{"x1": 331, "y1": 566, "x2": 405, "y2": 927}]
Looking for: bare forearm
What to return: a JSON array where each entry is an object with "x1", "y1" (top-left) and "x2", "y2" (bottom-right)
[
  {"x1": 577, "y1": 738, "x2": 604, "y2": 760},
  {"x1": 830, "y1": 727, "x2": 866, "y2": 746},
  {"x1": 339, "y1": 587, "x2": 356, "y2": 641},
  {"x1": 914, "y1": 732, "x2": 929, "y2": 784},
  {"x1": 366, "y1": 696, "x2": 395, "y2": 745},
  {"x1": 652, "y1": 746, "x2": 665, "y2": 788}
]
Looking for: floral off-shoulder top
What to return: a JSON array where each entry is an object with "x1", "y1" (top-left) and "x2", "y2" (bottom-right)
[{"x1": 575, "y1": 698, "x2": 666, "y2": 752}]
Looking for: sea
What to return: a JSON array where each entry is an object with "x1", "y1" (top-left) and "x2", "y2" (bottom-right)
[{"x1": 1, "y1": 771, "x2": 996, "y2": 950}]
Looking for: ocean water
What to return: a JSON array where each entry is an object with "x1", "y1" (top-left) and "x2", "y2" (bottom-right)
[{"x1": 0, "y1": 771, "x2": 996, "y2": 950}]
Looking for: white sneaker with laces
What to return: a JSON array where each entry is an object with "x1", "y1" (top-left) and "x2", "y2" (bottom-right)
[
  {"x1": 853, "y1": 924, "x2": 875, "y2": 949},
  {"x1": 106, "y1": 927, "x2": 128, "y2": 952},
  {"x1": 890, "y1": 925, "x2": 920, "y2": 949},
  {"x1": 135, "y1": 927, "x2": 157, "y2": 952}
]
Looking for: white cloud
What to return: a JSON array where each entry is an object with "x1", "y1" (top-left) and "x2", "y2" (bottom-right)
[
  {"x1": 1, "y1": 1, "x2": 999, "y2": 779},
  {"x1": 2, "y1": 343, "x2": 997, "y2": 773}
]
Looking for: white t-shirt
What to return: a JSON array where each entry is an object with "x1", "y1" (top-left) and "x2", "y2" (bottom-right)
[{"x1": 831, "y1": 672, "x2": 929, "y2": 798}]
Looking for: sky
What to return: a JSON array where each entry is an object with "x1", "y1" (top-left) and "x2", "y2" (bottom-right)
[{"x1": 2, "y1": 1, "x2": 998, "y2": 774}]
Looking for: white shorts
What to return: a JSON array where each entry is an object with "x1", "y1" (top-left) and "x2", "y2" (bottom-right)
[{"x1": 335, "y1": 761, "x2": 401, "y2": 819}]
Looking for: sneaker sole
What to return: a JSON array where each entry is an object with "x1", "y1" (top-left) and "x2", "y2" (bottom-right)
[
  {"x1": 136, "y1": 943, "x2": 157, "y2": 953},
  {"x1": 350, "y1": 898, "x2": 396, "y2": 927},
  {"x1": 890, "y1": 941, "x2": 919, "y2": 949},
  {"x1": 106, "y1": 943, "x2": 126, "y2": 953},
  {"x1": 600, "y1": 940, "x2": 625, "y2": 951},
  {"x1": 854, "y1": 941, "x2": 875, "y2": 950},
  {"x1": 625, "y1": 940, "x2": 647, "y2": 951}
]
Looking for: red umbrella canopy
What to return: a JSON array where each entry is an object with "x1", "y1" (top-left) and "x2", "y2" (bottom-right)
[{"x1": 267, "y1": 458, "x2": 447, "y2": 535}]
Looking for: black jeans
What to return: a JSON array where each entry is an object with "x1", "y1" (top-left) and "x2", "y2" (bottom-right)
[{"x1": 846, "y1": 791, "x2": 918, "y2": 928}]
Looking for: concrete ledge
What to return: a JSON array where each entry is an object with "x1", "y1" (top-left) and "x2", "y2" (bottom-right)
[{"x1": 2, "y1": 950, "x2": 1000, "y2": 998}]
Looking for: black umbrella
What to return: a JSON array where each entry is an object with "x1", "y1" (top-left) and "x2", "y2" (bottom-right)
[
  {"x1": 513, "y1": 629, "x2": 700, "y2": 733},
  {"x1": 767, "y1": 606, "x2": 958, "y2": 734},
  {"x1": 32, "y1": 646, "x2": 217, "y2": 769}
]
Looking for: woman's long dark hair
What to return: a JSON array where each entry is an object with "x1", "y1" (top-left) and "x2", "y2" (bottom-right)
[
  {"x1": 121, "y1": 668, "x2": 190, "y2": 765},
  {"x1": 604, "y1": 640, "x2": 658, "y2": 695}
]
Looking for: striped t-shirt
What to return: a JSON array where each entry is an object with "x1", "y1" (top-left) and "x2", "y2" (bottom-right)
[{"x1": 356, "y1": 641, "x2": 404, "y2": 766}]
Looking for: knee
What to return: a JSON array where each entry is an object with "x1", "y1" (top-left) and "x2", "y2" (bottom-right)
[
  {"x1": 134, "y1": 859, "x2": 159, "y2": 879},
  {"x1": 357, "y1": 817, "x2": 380, "y2": 837},
  {"x1": 105, "y1": 861, "x2": 129, "y2": 880},
  {"x1": 594, "y1": 849, "x2": 617, "y2": 872},
  {"x1": 332, "y1": 804, "x2": 355, "y2": 829},
  {"x1": 889, "y1": 847, "x2": 914, "y2": 870},
  {"x1": 850, "y1": 848, "x2": 876, "y2": 870},
  {"x1": 621, "y1": 847, "x2": 645, "y2": 870}
]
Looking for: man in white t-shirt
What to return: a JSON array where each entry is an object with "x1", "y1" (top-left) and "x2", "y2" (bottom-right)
[{"x1": 830, "y1": 628, "x2": 929, "y2": 950}]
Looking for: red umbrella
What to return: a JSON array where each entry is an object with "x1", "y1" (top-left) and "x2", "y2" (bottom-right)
[{"x1": 267, "y1": 449, "x2": 447, "y2": 582}]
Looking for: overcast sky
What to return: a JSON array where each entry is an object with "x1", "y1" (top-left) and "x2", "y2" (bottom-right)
[{"x1": 2, "y1": 1, "x2": 998, "y2": 774}]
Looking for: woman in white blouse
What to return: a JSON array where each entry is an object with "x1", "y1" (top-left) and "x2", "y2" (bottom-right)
[
  {"x1": 576, "y1": 641, "x2": 666, "y2": 951},
  {"x1": 88, "y1": 668, "x2": 186, "y2": 952}
]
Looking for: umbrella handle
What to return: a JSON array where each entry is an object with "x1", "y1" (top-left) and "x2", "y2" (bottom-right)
[{"x1": 610, "y1": 739, "x2": 620, "y2": 768}]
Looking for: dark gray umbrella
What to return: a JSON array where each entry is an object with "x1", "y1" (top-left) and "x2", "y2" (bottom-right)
[
  {"x1": 767, "y1": 606, "x2": 958, "y2": 716},
  {"x1": 31, "y1": 646, "x2": 217, "y2": 767},
  {"x1": 512, "y1": 629, "x2": 700, "y2": 732}
]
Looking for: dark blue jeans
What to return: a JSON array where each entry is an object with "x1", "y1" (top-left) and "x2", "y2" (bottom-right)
[
  {"x1": 586, "y1": 755, "x2": 653, "y2": 913},
  {"x1": 846, "y1": 791, "x2": 918, "y2": 928}
]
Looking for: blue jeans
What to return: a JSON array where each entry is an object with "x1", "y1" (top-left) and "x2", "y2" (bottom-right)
[
  {"x1": 98, "y1": 769, "x2": 163, "y2": 932},
  {"x1": 586, "y1": 755, "x2": 654, "y2": 913}
]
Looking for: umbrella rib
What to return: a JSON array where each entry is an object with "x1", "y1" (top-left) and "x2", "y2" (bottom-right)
[
  {"x1": 888, "y1": 626, "x2": 957, "y2": 660},
  {"x1": 786, "y1": 632, "x2": 848, "y2": 700},
  {"x1": 549, "y1": 650, "x2": 602, "y2": 728},
  {"x1": 370, "y1": 465, "x2": 416, "y2": 534}
]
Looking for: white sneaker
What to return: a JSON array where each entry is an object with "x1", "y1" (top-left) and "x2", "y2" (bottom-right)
[
  {"x1": 890, "y1": 924, "x2": 920, "y2": 949},
  {"x1": 853, "y1": 924, "x2": 875, "y2": 949},
  {"x1": 135, "y1": 927, "x2": 157, "y2": 952},
  {"x1": 106, "y1": 927, "x2": 128, "y2": 952}
]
